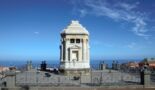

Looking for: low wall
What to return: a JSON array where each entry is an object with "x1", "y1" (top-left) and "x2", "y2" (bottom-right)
[{"x1": 1, "y1": 86, "x2": 155, "y2": 90}]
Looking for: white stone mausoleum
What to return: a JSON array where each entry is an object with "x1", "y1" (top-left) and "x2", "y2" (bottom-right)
[{"x1": 59, "y1": 20, "x2": 90, "y2": 75}]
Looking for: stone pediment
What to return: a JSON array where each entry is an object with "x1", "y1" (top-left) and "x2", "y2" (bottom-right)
[
  {"x1": 70, "y1": 45, "x2": 81, "y2": 49},
  {"x1": 61, "y1": 20, "x2": 89, "y2": 35}
]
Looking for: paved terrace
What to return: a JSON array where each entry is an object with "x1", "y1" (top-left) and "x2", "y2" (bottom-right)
[{"x1": 15, "y1": 70, "x2": 141, "y2": 87}]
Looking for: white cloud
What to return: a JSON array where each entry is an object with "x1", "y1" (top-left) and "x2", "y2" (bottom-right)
[
  {"x1": 34, "y1": 31, "x2": 40, "y2": 35},
  {"x1": 79, "y1": 9, "x2": 87, "y2": 17},
  {"x1": 116, "y1": 2, "x2": 139, "y2": 11},
  {"x1": 71, "y1": 0, "x2": 151, "y2": 38},
  {"x1": 127, "y1": 42, "x2": 136, "y2": 49},
  {"x1": 126, "y1": 42, "x2": 145, "y2": 50}
]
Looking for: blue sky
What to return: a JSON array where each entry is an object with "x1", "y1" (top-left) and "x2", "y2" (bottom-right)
[{"x1": 0, "y1": 0, "x2": 155, "y2": 61}]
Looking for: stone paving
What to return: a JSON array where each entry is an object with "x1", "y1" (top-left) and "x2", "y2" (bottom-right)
[
  {"x1": 15, "y1": 69, "x2": 141, "y2": 86},
  {"x1": 16, "y1": 70, "x2": 80, "y2": 86}
]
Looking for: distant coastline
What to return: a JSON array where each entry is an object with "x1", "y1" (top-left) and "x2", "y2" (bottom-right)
[{"x1": 0, "y1": 59, "x2": 142, "y2": 69}]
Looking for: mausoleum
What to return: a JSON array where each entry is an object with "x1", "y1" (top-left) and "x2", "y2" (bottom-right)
[{"x1": 59, "y1": 20, "x2": 90, "y2": 75}]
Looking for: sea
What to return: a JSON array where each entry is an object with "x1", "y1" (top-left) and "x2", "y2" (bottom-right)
[{"x1": 0, "y1": 59, "x2": 142, "y2": 69}]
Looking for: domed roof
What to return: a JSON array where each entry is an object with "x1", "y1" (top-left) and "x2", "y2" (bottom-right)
[{"x1": 61, "y1": 20, "x2": 89, "y2": 35}]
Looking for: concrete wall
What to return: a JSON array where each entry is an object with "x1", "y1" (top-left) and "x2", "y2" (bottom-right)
[
  {"x1": 1, "y1": 87, "x2": 25, "y2": 90},
  {"x1": 1, "y1": 86, "x2": 155, "y2": 90}
]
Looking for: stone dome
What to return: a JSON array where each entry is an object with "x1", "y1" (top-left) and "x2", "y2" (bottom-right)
[{"x1": 61, "y1": 20, "x2": 89, "y2": 35}]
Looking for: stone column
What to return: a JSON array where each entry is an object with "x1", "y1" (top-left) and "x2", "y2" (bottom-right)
[
  {"x1": 69, "y1": 48, "x2": 71, "y2": 62},
  {"x1": 83, "y1": 39, "x2": 87, "y2": 62},
  {"x1": 140, "y1": 68, "x2": 151, "y2": 87},
  {"x1": 88, "y1": 46, "x2": 90, "y2": 63},
  {"x1": 63, "y1": 39, "x2": 65, "y2": 61},
  {"x1": 65, "y1": 38, "x2": 69, "y2": 62},
  {"x1": 60, "y1": 43, "x2": 63, "y2": 62},
  {"x1": 5, "y1": 71, "x2": 16, "y2": 88},
  {"x1": 86, "y1": 38, "x2": 89, "y2": 62},
  {"x1": 60, "y1": 45, "x2": 61, "y2": 61},
  {"x1": 79, "y1": 49, "x2": 82, "y2": 62},
  {"x1": 82, "y1": 39, "x2": 84, "y2": 61},
  {"x1": 144, "y1": 69, "x2": 151, "y2": 87}
]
